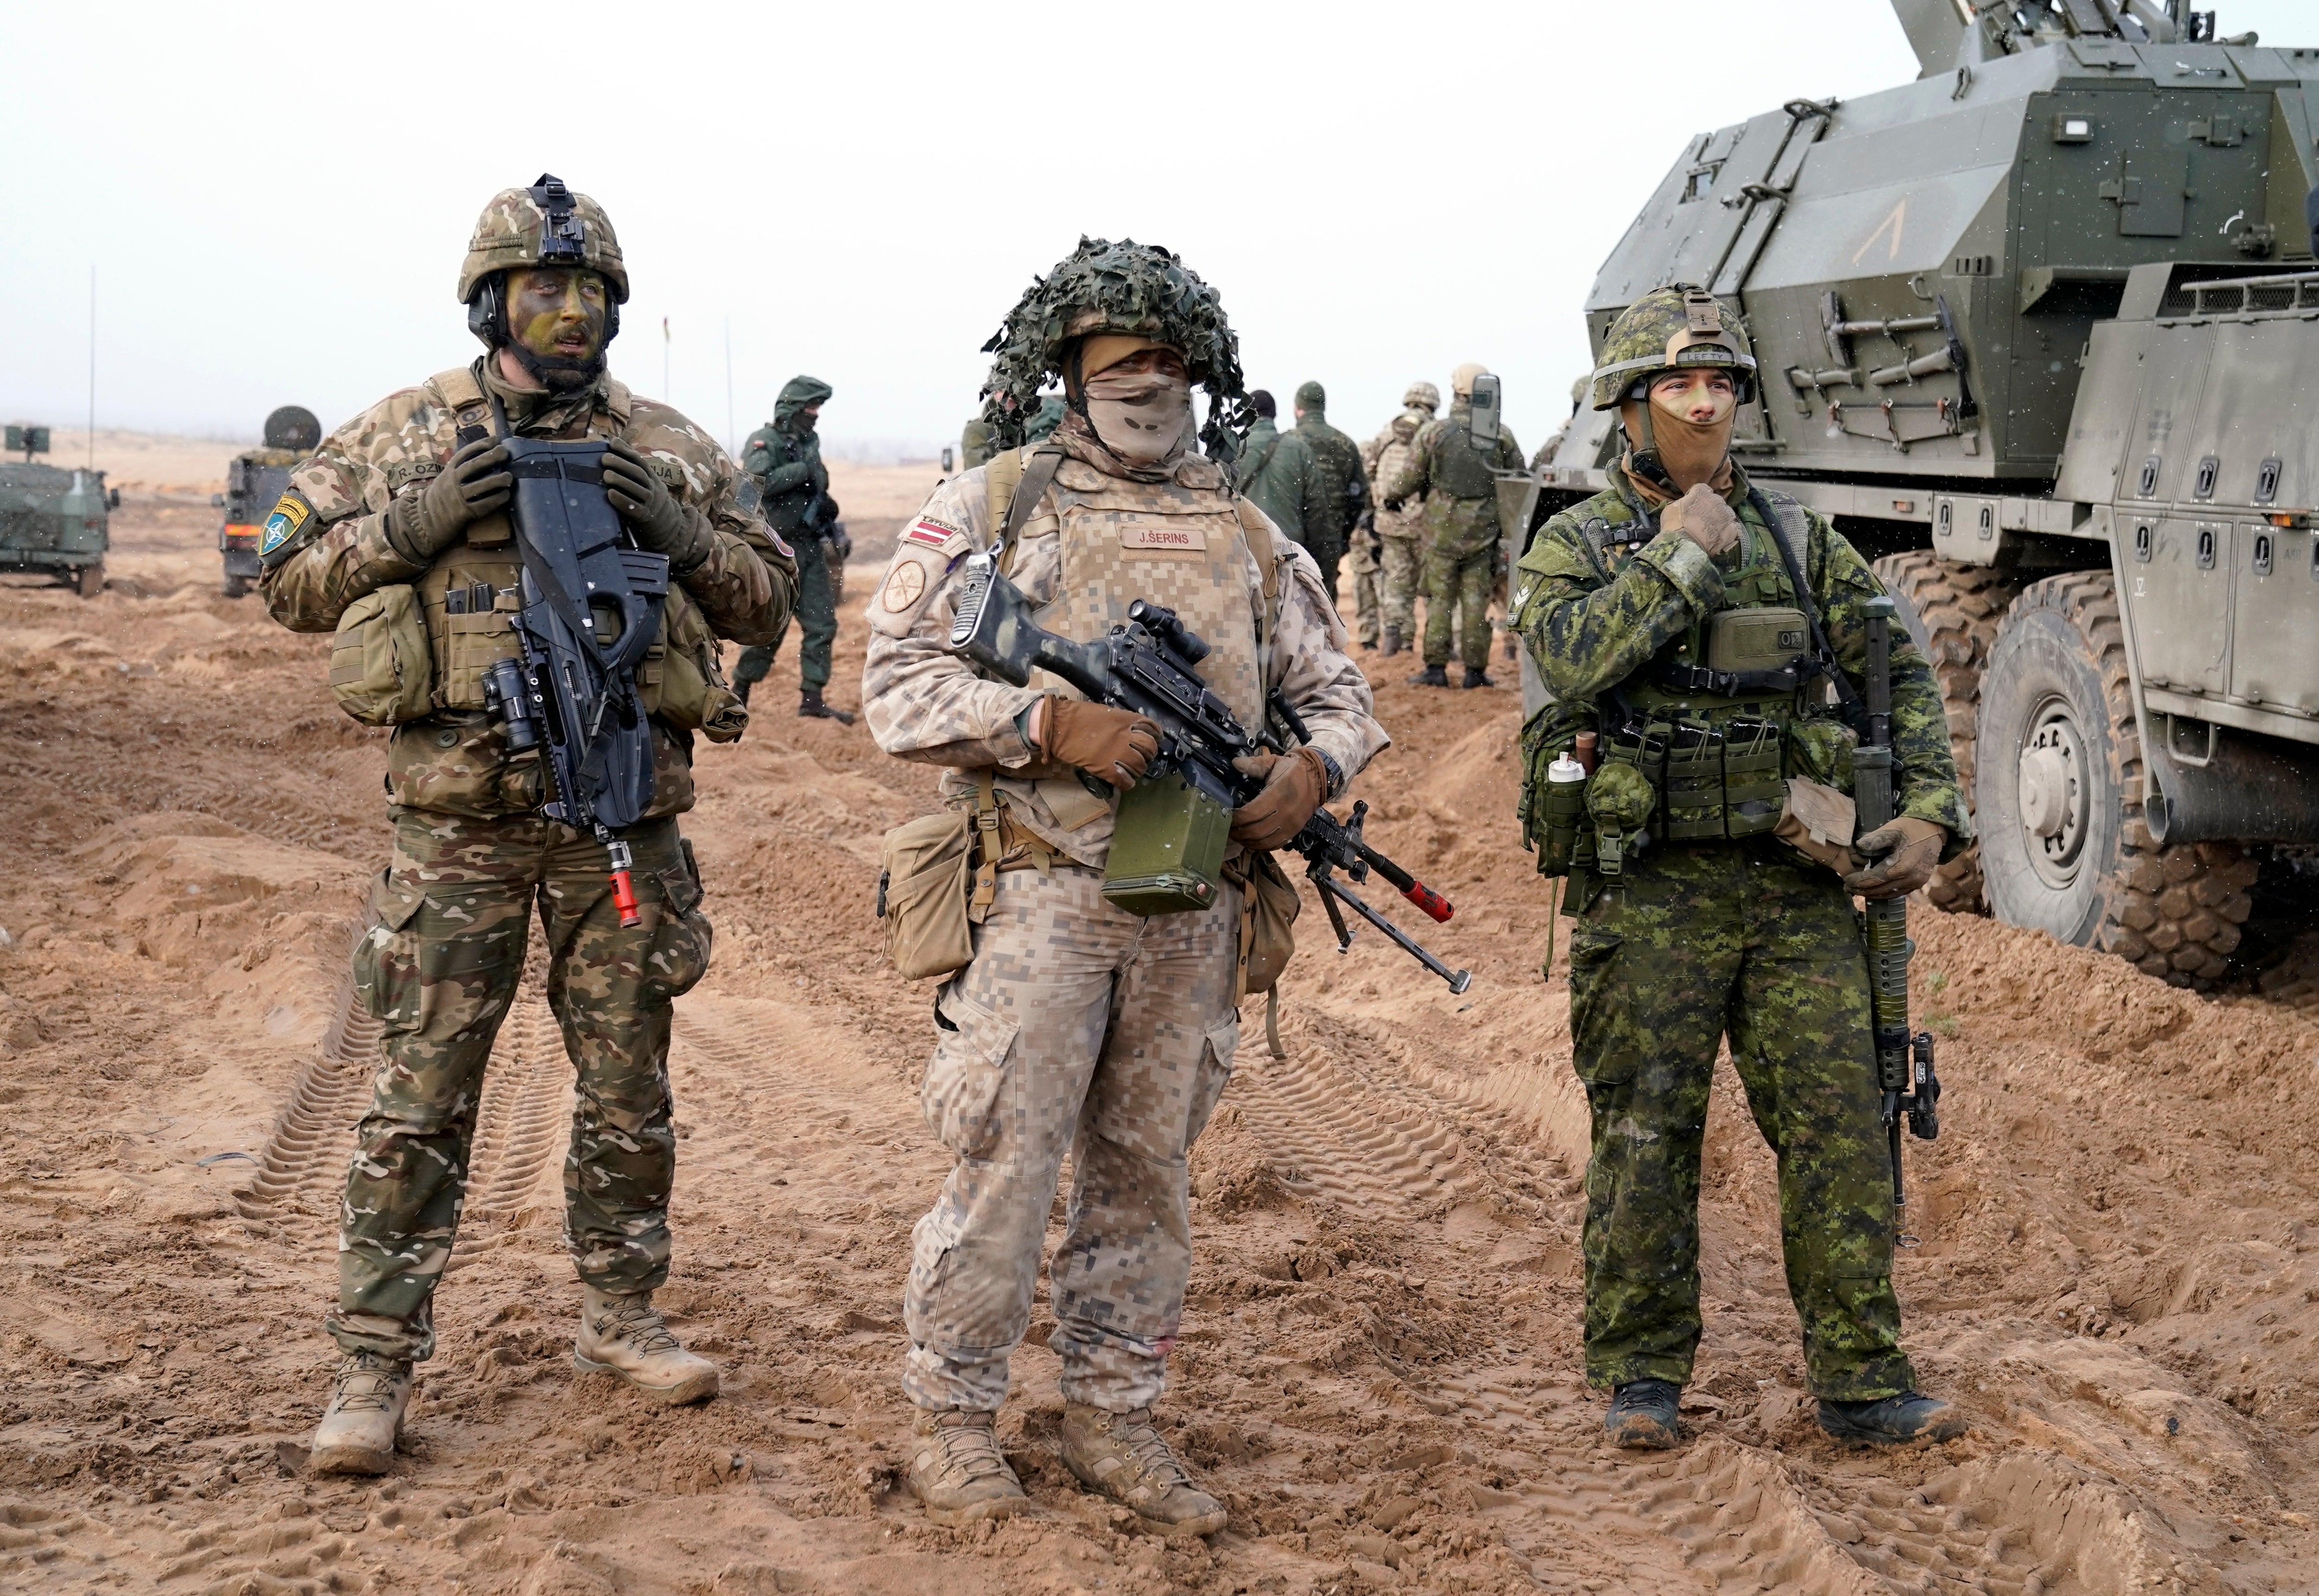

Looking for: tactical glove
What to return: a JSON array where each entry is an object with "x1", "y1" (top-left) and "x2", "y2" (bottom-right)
[
  {"x1": 1228, "y1": 746, "x2": 1330, "y2": 851},
  {"x1": 602, "y1": 440, "x2": 715, "y2": 573},
  {"x1": 1036, "y1": 695, "x2": 1160, "y2": 788},
  {"x1": 386, "y1": 437, "x2": 512, "y2": 563},
  {"x1": 1843, "y1": 815, "x2": 1946, "y2": 900},
  {"x1": 1381, "y1": 495, "x2": 1406, "y2": 514},
  {"x1": 1661, "y1": 482, "x2": 1740, "y2": 558}
]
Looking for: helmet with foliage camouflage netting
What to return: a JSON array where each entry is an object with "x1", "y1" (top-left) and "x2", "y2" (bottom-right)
[
  {"x1": 1402, "y1": 380, "x2": 1440, "y2": 413},
  {"x1": 978, "y1": 237, "x2": 1251, "y2": 458},
  {"x1": 1589, "y1": 283, "x2": 1757, "y2": 410},
  {"x1": 457, "y1": 174, "x2": 629, "y2": 305}
]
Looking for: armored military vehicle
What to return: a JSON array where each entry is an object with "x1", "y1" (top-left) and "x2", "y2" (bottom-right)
[
  {"x1": 215, "y1": 406, "x2": 320, "y2": 598},
  {"x1": 1532, "y1": 0, "x2": 2319, "y2": 987},
  {"x1": 0, "y1": 424, "x2": 114, "y2": 598}
]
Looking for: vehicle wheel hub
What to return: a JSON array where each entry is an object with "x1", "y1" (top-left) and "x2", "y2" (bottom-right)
[{"x1": 2017, "y1": 703, "x2": 2089, "y2": 888}]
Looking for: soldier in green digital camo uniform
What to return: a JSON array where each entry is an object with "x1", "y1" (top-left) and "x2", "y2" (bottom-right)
[
  {"x1": 261, "y1": 176, "x2": 794, "y2": 1475},
  {"x1": 1511, "y1": 285, "x2": 1965, "y2": 1449},
  {"x1": 1290, "y1": 380, "x2": 1369, "y2": 610},
  {"x1": 736, "y1": 375, "x2": 855, "y2": 724},
  {"x1": 1384, "y1": 363, "x2": 1521, "y2": 689}
]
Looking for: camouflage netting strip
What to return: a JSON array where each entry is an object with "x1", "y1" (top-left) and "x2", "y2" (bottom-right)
[{"x1": 979, "y1": 237, "x2": 1252, "y2": 459}]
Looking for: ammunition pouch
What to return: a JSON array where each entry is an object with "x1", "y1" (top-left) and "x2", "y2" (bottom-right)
[
  {"x1": 642, "y1": 588, "x2": 748, "y2": 744},
  {"x1": 1587, "y1": 736, "x2": 1659, "y2": 876},
  {"x1": 329, "y1": 584, "x2": 435, "y2": 726},
  {"x1": 1103, "y1": 772, "x2": 1231, "y2": 917}
]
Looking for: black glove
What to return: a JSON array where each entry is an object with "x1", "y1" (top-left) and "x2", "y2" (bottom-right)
[
  {"x1": 1382, "y1": 495, "x2": 1405, "y2": 514},
  {"x1": 601, "y1": 440, "x2": 714, "y2": 572},
  {"x1": 387, "y1": 437, "x2": 511, "y2": 563},
  {"x1": 829, "y1": 521, "x2": 852, "y2": 562}
]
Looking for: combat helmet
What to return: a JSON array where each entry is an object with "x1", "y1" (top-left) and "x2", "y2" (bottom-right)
[
  {"x1": 1589, "y1": 284, "x2": 1756, "y2": 410},
  {"x1": 1449, "y1": 363, "x2": 1487, "y2": 400},
  {"x1": 979, "y1": 237, "x2": 1250, "y2": 458},
  {"x1": 1402, "y1": 380, "x2": 1440, "y2": 414},
  {"x1": 263, "y1": 406, "x2": 321, "y2": 452},
  {"x1": 459, "y1": 174, "x2": 628, "y2": 348}
]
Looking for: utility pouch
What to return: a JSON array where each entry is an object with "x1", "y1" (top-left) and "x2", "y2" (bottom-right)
[
  {"x1": 1224, "y1": 847, "x2": 1300, "y2": 996},
  {"x1": 1537, "y1": 763, "x2": 1589, "y2": 877},
  {"x1": 1661, "y1": 722, "x2": 1726, "y2": 842},
  {"x1": 1104, "y1": 772, "x2": 1231, "y2": 916},
  {"x1": 328, "y1": 583, "x2": 434, "y2": 726},
  {"x1": 877, "y1": 808, "x2": 978, "y2": 981},
  {"x1": 650, "y1": 594, "x2": 749, "y2": 743},
  {"x1": 1785, "y1": 717, "x2": 1858, "y2": 796},
  {"x1": 1723, "y1": 717, "x2": 1786, "y2": 838},
  {"x1": 1705, "y1": 606, "x2": 1808, "y2": 673},
  {"x1": 1589, "y1": 727, "x2": 1663, "y2": 876}
]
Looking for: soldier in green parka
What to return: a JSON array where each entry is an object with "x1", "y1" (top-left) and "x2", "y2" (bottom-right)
[
  {"x1": 737, "y1": 375, "x2": 854, "y2": 722},
  {"x1": 1511, "y1": 284, "x2": 1968, "y2": 1451}
]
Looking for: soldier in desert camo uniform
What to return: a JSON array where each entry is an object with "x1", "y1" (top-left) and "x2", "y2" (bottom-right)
[
  {"x1": 862, "y1": 238, "x2": 1387, "y2": 1534},
  {"x1": 1512, "y1": 284, "x2": 1967, "y2": 1449},
  {"x1": 1360, "y1": 379, "x2": 1437, "y2": 656},
  {"x1": 259, "y1": 175, "x2": 794, "y2": 1475}
]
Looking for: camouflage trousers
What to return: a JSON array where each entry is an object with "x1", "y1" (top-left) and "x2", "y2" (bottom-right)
[
  {"x1": 903, "y1": 865, "x2": 1240, "y2": 1415},
  {"x1": 1345, "y1": 533, "x2": 1382, "y2": 647},
  {"x1": 1378, "y1": 534, "x2": 1424, "y2": 638},
  {"x1": 734, "y1": 532, "x2": 836, "y2": 692},
  {"x1": 1564, "y1": 842, "x2": 1913, "y2": 1402},
  {"x1": 1423, "y1": 538, "x2": 1498, "y2": 670},
  {"x1": 326, "y1": 810, "x2": 712, "y2": 1363}
]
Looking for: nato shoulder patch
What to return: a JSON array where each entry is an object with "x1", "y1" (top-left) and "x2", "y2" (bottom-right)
[{"x1": 259, "y1": 492, "x2": 314, "y2": 556}]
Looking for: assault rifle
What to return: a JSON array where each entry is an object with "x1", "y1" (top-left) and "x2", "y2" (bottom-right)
[
  {"x1": 1854, "y1": 595, "x2": 1941, "y2": 1241},
  {"x1": 948, "y1": 551, "x2": 1470, "y2": 993},
  {"x1": 478, "y1": 438, "x2": 670, "y2": 929}
]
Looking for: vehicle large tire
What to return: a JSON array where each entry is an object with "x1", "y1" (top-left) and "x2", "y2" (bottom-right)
[
  {"x1": 1975, "y1": 570, "x2": 2255, "y2": 987},
  {"x1": 75, "y1": 561, "x2": 104, "y2": 599},
  {"x1": 1871, "y1": 552, "x2": 2021, "y2": 915},
  {"x1": 222, "y1": 573, "x2": 250, "y2": 600}
]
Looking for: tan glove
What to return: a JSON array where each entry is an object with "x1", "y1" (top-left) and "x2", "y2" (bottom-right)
[
  {"x1": 1843, "y1": 816, "x2": 1947, "y2": 901},
  {"x1": 1660, "y1": 482, "x2": 1739, "y2": 558},
  {"x1": 1036, "y1": 696, "x2": 1160, "y2": 788},
  {"x1": 1773, "y1": 777, "x2": 1862, "y2": 877},
  {"x1": 1228, "y1": 747, "x2": 1330, "y2": 850}
]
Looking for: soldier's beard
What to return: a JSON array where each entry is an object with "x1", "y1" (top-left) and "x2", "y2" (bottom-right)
[
  {"x1": 1083, "y1": 369, "x2": 1192, "y2": 470},
  {"x1": 504, "y1": 338, "x2": 605, "y2": 394}
]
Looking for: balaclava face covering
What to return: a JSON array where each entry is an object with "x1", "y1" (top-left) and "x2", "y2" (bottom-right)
[{"x1": 1070, "y1": 336, "x2": 1191, "y2": 472}]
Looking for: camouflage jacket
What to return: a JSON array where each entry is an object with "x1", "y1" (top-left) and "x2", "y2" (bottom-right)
[
  {"x1": 1385, "y1": 404, "x2": 1523, "y2": 558},
  {"x1": 261, "y1": 357, "x2": 795, "y2": 820},
  {"x1": 1510, "y1": 458, "x2": 1967, "y2": 847},
  {"x1": 740, "y1": 422, "x2": 827, "y2": 535},
  {"x1": 1361, "y1": 412, "x2": 1427, "y2": 541},
  {"x1": 1233, "y1": 419, "x2": 1326, "y2": 549},
  {"x1": 861, "y1": 451, "x2": 1389, "y2": 869},
  {"x1": 1292, "y1": 410, "x2": 1369, "y2": 559}
]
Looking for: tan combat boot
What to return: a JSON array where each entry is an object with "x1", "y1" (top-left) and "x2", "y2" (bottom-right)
[
  {"x1": 1060, "y1": 1402, "x2": 1227, "y2": 1538},
  {"x1": 572, "y1": 1284, "x2": 719, "y2": 1405},
  {"x1": 904, "y1": 1408, "x2": 1026, "y2": 1526},
  {"x1": 309, "y1": 1351, "x2": 413, "y2": 1475}
]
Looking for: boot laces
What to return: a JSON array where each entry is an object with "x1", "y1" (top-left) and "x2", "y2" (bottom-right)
[
  {"x1": 332, "y1": 1352, "x2": 407, "y2": 1414},
  {"x1": 932, "y1": 1415, "x2": 1010, "y2": 1483},
  {"x1": 601, "y1": 1301, "x2": 681, "y2": 1355},
  {"x1": 1112, "y1": 1409, "x2": 1192, "y2": 1489}
]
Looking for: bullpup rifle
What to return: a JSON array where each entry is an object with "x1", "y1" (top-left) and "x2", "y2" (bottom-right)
[
  {"x1": 948, "y1": 550, "x2": 1470, "y2": 993},
  {"x1": 1853, "y1": 594, "x2": 1941, "y2": 1242}
]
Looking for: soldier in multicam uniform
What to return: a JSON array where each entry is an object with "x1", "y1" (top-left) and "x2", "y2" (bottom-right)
[
  {"x1": 260, "y1": 176, "x2": 794, "y2": 1475},
  {"x1": 863, "y1": 239, "x2": 1386, "y2": 1532},
  {"x1": 1510, "y1": 284, "x2": 1966, "y2": 1450},
  {"x1": 1361, "y1": 380, "x2": 1437, "y2": 657},
  {"x1": 735, "y1": 375, "x2": 855, "y2": 723},
  {"x1": 1384, "y1": 364, "x2": 1520, "y2": 687}
]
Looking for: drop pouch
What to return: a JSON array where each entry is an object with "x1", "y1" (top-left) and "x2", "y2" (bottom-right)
[
  {"x1": 877, "y1": 809, "x2": 977, "y2": 981},
  {"x1": 1224, "y1": 848, "x2": 1301, "y2": 998},
  {"x1": 329, "y1": 583, "x2": 435, "y2": 726}
]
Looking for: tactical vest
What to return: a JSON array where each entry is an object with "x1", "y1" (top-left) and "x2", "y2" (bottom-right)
[
  {"x1": 1427, "y1": 414, "x2": 1498, "y2": 499},
  {"x1": 410, "y1": 366, "x2": 738, "y2": 738}
]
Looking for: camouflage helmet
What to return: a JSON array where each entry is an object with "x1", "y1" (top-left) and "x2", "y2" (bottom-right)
[
  {"x1": 457, "y1": 174, "x2": 629, "y2": 306},
  {"x1": 1589, "y1": 283, "x2": 1756, "y2": 410},
  {"x1": 979, "y1": 237, "x2": 1250, "y2": 457},
  {"x1": 1402, "y1": 380, "x2": 1440, "y2": 413},
  {"x1": 263, "y1": 405, "x2": 321, "y2": 452}
]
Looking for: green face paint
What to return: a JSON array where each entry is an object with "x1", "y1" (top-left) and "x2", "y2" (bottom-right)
[{"x1": 505, "y1": 268, "x2": 608, "y2": 364}]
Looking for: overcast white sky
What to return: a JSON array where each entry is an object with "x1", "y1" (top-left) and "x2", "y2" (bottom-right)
[{"x1": 0, "y1": 0, "x2": 2306, "y2": 460}]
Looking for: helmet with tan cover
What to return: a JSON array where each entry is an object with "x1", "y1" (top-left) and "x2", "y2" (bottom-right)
[
  {"x1": 1589, "y1": 283, "x2": 1757, "y2": 410},
  {"x1": 1449, "y1": 363, "x2": 1487, "y2": 400},
  {"x1": 460, "y1": 174, "x2": 628, "y2": 350},
  {"x1": 1402, "y1": 380, "x2": 1440, "y2": 413}
]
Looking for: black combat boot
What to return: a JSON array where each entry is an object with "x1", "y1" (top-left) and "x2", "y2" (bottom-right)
[
  {"x1": 1817, "y1": 1392, "x2": 1967, "y2": 1446},
  {"x1": 1408, "y1": 664, "x2": 1450, "y2": 688},
  {"x1": 734, "y1": 678, "x2": 754, "y2": 707},
  {"x1": 799, "y1": 687, "x2": 856, "y2": 726},
  {"x1": 1462, "y1": 666, "x2": 1495, "y2": 689},
  {"x1": 1381, "y1": 627, "x2": 1402, "y2": 658},
  {"x1": 1603, "y1": 1379, "x2": 1683, "y2": 1449}
]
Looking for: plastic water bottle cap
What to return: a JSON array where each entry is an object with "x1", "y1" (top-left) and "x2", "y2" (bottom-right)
[{"x1": 1548, "y1": 753, "x2": 1587, "y2": 784}]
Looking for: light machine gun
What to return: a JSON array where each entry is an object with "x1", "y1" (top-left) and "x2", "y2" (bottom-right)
[
  {"x1": 948, "y1": 551, "x2": 1470, "y2": 994},
  {"x1": 1853, "y1": 594, "x2": 1941, "y2": 1242}
]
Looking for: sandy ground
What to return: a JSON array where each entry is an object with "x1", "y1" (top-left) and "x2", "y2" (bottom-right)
[{"x1": 1, "y1": 481, "x2": 2317, "y2": 1596}]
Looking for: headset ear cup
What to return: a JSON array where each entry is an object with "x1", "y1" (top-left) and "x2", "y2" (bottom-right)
[
  {"x1": 466, "y1": 275, "x2": 505, "y2": 349},
  {"x1": 603, "y1": 298, "x2": 620, "y2": 346}
]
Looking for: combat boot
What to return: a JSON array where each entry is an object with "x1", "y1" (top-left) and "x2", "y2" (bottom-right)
[
  {"x1": 1817, "y1": 1391, "x2": 1968, "y2": 1446},
  {"x1": 904, "y1": 1408, "x2": 1026, "y2": 1526},
  {"x1": 1462, "y1": 667, "x2": 1495, "y2": 689},
  {"x1": 572, "y1": 1284, "x2": 720, "y2": 1405},
  {"x1": 1408, "y1": 664, "x2": 1450, "y2": 688},
  {"x1": 734, "y1": 677, "x2": 754, "y2": 707},
  {"x1": 309, "y1": 1351, "x2": 413, "y2": 1475},
  {"x1": 1060, "y1": 1402, "x2": 1227, "y2": 1539},
  {"x1": 1603, "y1": 1378, "x2": 1683, "y2": 1449},
  {"x1": 799, "y1": 686, "x2": 856, "y2": 726},
  {"x1": 1381, "y1": 626, "x2": 1402, "y2": 658}
]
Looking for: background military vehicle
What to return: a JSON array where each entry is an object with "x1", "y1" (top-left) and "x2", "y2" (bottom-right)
[
  {"x1": 1, "y1": 423, "x2": 115, "y2": 598},
  {"x1": 214, "y1": 406, "x2": 320, "y2": 599},
  {"x1": 1531, "y1": 0, "x2": 2319, "y2": 987}
]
